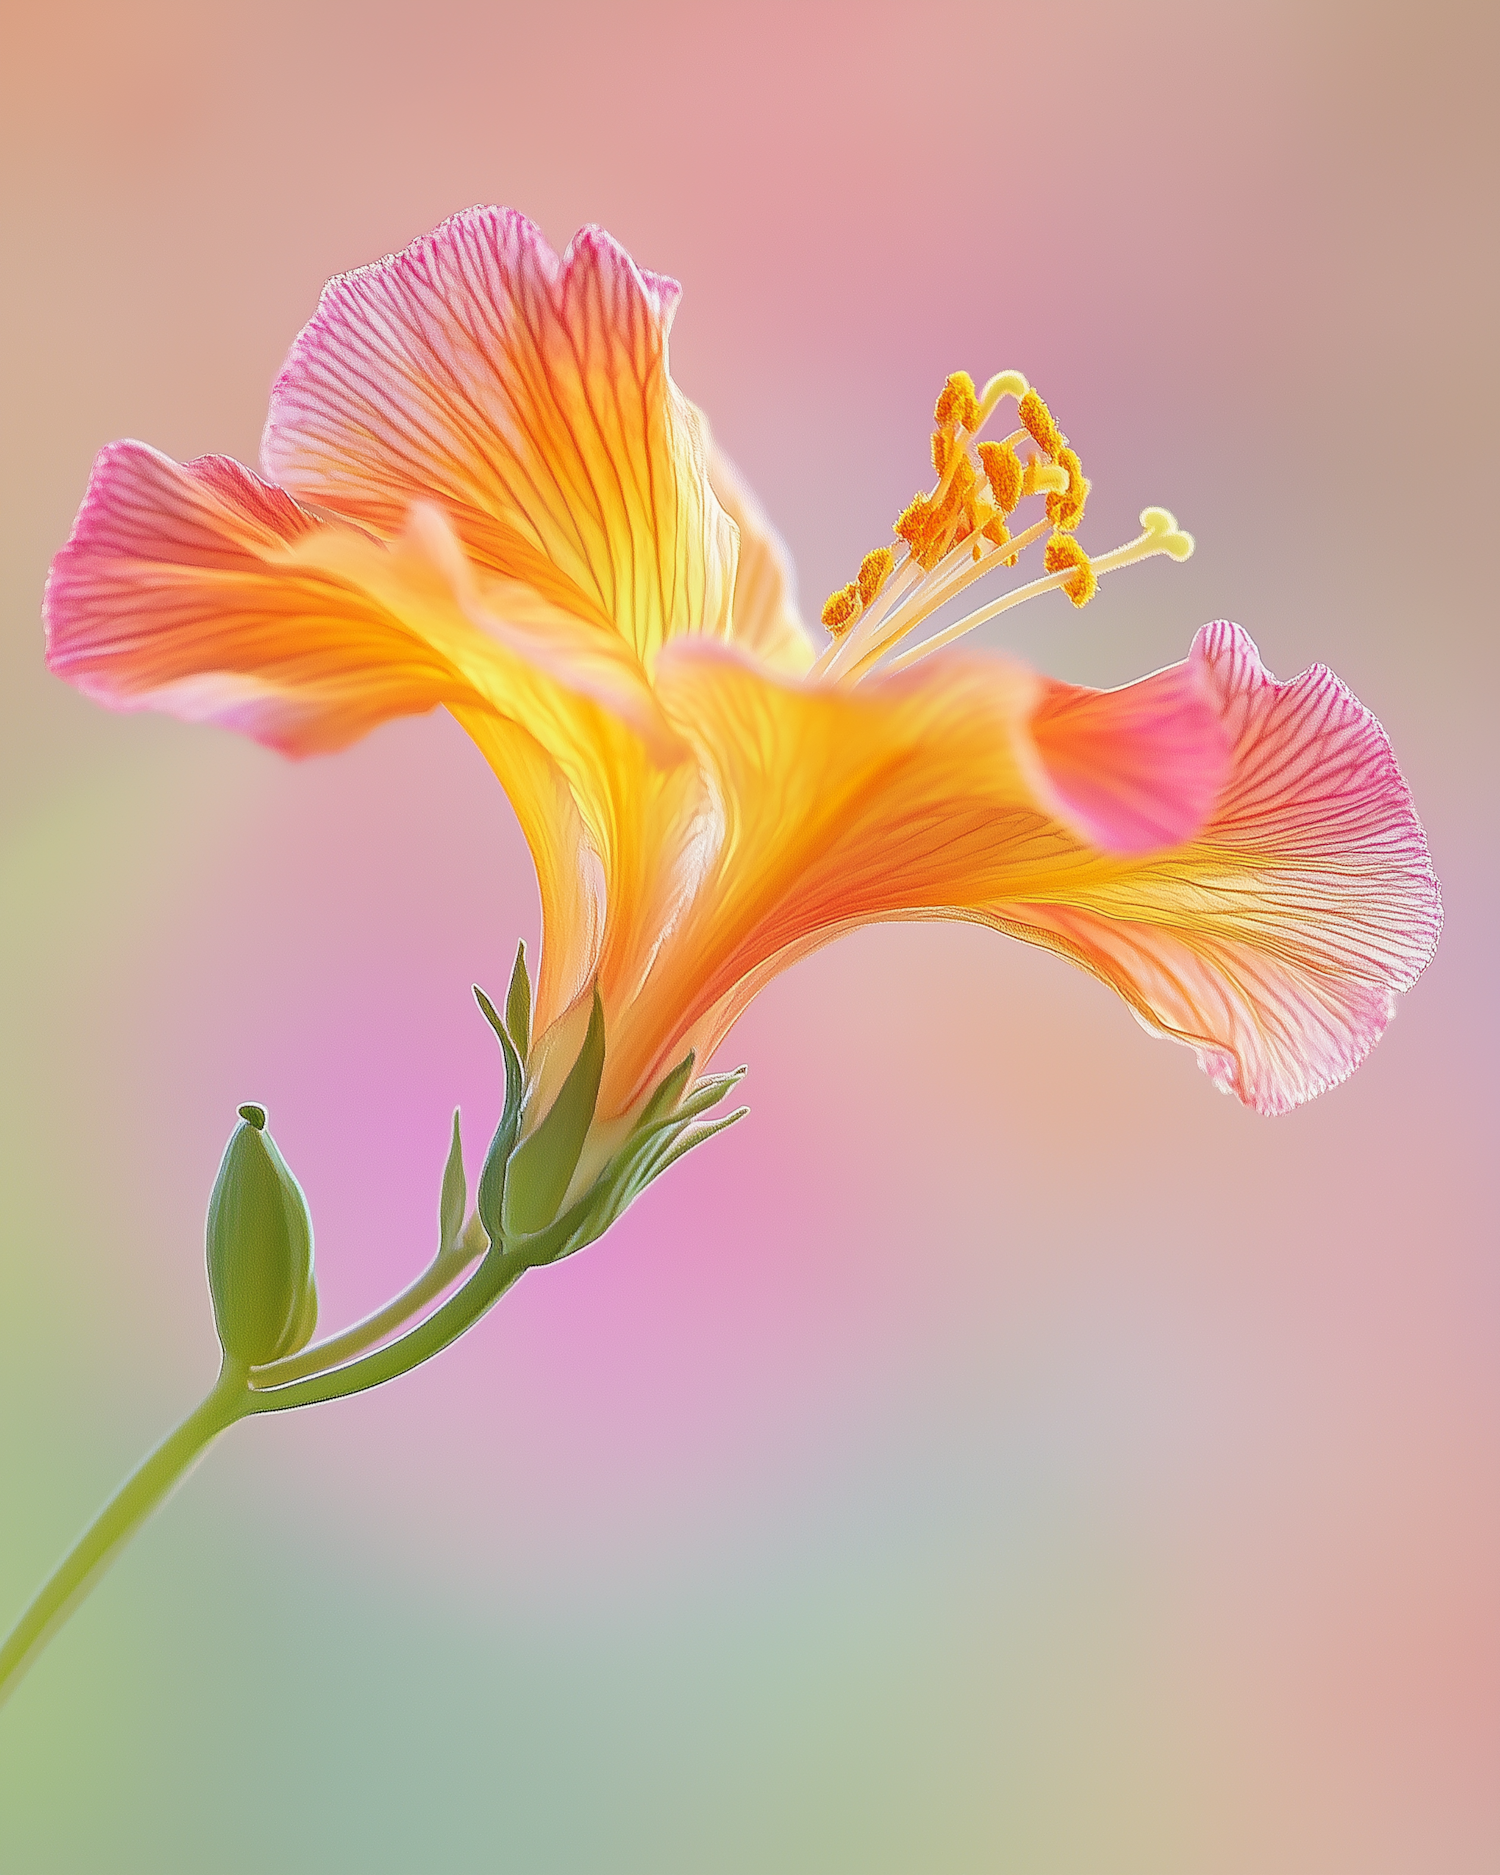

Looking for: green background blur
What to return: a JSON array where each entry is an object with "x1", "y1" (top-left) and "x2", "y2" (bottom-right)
[{"x1": 2, "y1": 2, "x2": 1496, "y2": 1868}]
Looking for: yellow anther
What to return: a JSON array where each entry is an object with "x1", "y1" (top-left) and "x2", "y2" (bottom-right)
[
  {"x1": 934, "y1": 370, "x2": 982, "y2": 433},
  {"x1": 894, "y1": 492, "x2": 930, "y2": 544},
  {"x1": 1043, "y1": 531, "x2": 1097, "y2": 606},
  {"x1": 821, "y1": 582, "x2": 861, "y2": 635},
  {"x1": 977, "y1": 439, "x2": 1023, "y2": 513},
  {"x1": 931, "y1": 429, "x2": 950, "y2": 477},
  {"x1": 1045, "y1": 445, "x2": 1090, "y2": 532},
  {"x1": 981, "y1": 514, "x2": 1018, "y2": 567},
  {"x1": 1018, "y1": 389, "x2": 1065, "y2": 458},
  {"x1": 894, "y1": 492, "x2": 944, "y2": 570},
  {"x1": 1022, "y1": 457, "x2": 1069, "y2": 499},
  {"x1": 857, "y1": 547, "x2": 894, "y2": 607}
]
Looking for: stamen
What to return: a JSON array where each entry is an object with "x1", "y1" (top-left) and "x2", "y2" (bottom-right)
[
  {"x1": 977, "y1": 370, "x2": 1029, "y2": 423},
  {"x1": 821, "y1": 365, "x2": 1191, "y2": 685},
  {"x1": 1090, "y1": 507, "x2": 1195, "y2": 571},
  {"x1": 933, "y1": 370, "x2": 982, "y2": 433},
  {"x1": 874, "y1": 509, "x2": 1193, "y2": 678},
  {"x1": 1022, "y1": 459, "x2": 1070, "y2": 499},
  {"x1": 841, "y1": 516, "x2": 1053, "y2": 680},
  {"x1": 981, "y1": 515, "x2": 1017, "y2": 567},
  {"x1": 879, "y1": 562, "x2": 1090, "y2": 675},
  {"x1": 857, "y1": 547, "x2": 894, "y2": 607},
  {"x1": 1043, "y1": 532, "x2": 1097, "y2": 606},
  {"x1": 820, "y1": 583, "x2": 861, "y2": 635},
  {"x1": 894, "y1": 492, "x2": 933, "y2": 556},
  {"x1": 1018, "y1": 389, "x2": 1065, "y2": 458},
  {"x1": 1045, "y1": 445, "x2": 1090, "y2": 531},
  {"x1": 977, "y1": 439, "x2": 1023, "y2": 514}
]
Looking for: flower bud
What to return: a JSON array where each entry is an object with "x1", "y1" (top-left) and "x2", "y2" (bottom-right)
[{"x1": 205, "y1": 1104, "x2": 317, "y2": 1365}]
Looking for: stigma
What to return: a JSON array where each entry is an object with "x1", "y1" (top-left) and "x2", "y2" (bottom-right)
[{"x1": 814, "y1": 371, "x2": 1192, "y2": 682}]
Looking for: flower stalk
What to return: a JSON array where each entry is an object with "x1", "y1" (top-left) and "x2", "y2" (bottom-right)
[{"x1": 0, "y1": 960, "x2": 746, "y2": 1706}]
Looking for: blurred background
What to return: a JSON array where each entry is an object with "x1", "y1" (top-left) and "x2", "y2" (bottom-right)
[{"x1": 1, "y1": 2, "x2": 1495, "y2": 1868}]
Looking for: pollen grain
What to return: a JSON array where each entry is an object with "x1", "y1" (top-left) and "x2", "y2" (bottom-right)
[
  {"x1": 857, "y1": 547, "x2": 895, "y2": 606},
  {"x1": 934, "y1": 370, "x2": 982, "y2": 433},
  {"x1": 1045, "y1": 445, "x2": 1090, "y2": 531},
  {"x1": 1043, "y1": 531, "x2": 1097, "y2": 606},
  {"x1": 1018, "y1": 389, "x2": 1065, "y2": 458},
  {"x1": 821, "y1": 583, "x2": 862, "y2": 635},
  {"x1": 978, "y1": 439, "x2": 1023, "y2": 513}
]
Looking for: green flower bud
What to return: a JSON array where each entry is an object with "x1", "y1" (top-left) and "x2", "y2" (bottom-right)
[{"x1": 205, "y1": 1104, "x2": 317, "y2": 1366}]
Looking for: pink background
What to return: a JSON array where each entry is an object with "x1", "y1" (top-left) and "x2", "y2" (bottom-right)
[{"x1": 2, "y1": 2, "x2": 1496, "y2": 1868}]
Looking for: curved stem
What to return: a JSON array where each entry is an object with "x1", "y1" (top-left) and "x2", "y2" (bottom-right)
[
  {"x1": 246, "y1": 1244, "x2": 526, "y2": 1415},
  {"x1": 0, "y1": 1240, "x2": 526, "y2": 1705},
  {"x1": 0, "y1": 1357, "x2": 252, "y2": 1711},
  {"x1": 251, "y1": 1224, "x2": 485, "y2": 1388}
]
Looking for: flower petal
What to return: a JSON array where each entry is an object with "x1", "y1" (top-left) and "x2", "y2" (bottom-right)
[
  {"x1": 262, "y1": 207, "x2": 739, "y2": 668},
  {"x1": 705, "y1": 442, "x2": 816, "y2": 677},
  {"x1": 278, "y1": 504, "x2": 708, "y2": 1044},
  {"x1": 592, "y1": 637, "x2": 1229, "y2": 1109},
  {"x1": 1029, "y1": 654, "x2": 1230, "y2": 850},
  {"x1": 981, "y1": 622, "x2": 1443, "y2": 1113},
  {"x1": 43, "y1": 442, "x2": 471, "y2": 755},
  {"x1": 42, "y1": 442, "x2": 694, "y2": 1040}
]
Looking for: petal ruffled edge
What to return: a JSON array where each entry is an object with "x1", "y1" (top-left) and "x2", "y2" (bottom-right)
[
  {"x1": 983, "y1": 621, "x2": 1443, "y2": 1114},
  {"x1": 42, "y1": 441, "x2": 472, "y2": 755},
  {"x1": 261, "y1": 206, "x2": 739, "y2": 670}
]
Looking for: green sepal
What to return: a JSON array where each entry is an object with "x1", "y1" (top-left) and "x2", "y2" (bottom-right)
[
  {"x1": 504, "y1": 1074, "x2": 748, "y2": 1271},
  {"x1": 505, "y1": 941, "x2": 532, "y2": 1064},
  {"x1": 636, "y1": 1051, "x2": 695, "y2": 1129},
  {"x1": 502, "y1": 988, "x2": 605, "y2": 1240},
  {"x1": 438, "y1": 1108, "x2": 466, "y2": 1254},
  {"x1": 660, "y1": 1068, "x2": 747, "y2": 1126},
  {"x1": 473, "y1": 985, "x2": 526, "y2": 1246},
  {"x1": 649, "y1": 1107, "x2": 749, "y2": 1179},
  {"x1": 205, "y1": 1105, "x2": 316, "y2": 1366}
]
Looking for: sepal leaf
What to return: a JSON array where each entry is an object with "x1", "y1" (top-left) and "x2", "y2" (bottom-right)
[
  {"x1": 505, "y1": 941, "x2": 532, "y2": 1063},
  {"x1": 502, "y1": 988, "x2": 606, "y2": 1239},
  {"x1": 636, "y1": 1050, "x2": 695, "y2": 1128},
  {"x1": 438, "y1": 1108, "x2": 466, "y2": 1254},
  {"x1": 473, "y1": 984, "x2": 526, "y2": 1245},
  {"x1": 503, "y1": 1069, "x2": 748, "y2": 1270}
]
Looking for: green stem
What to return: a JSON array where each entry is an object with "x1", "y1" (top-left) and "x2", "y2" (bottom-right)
[
  {"x1": 245, "y1": 1244, "x2": 525, "y2": 1414},
  {"x1": 251, "y1": 1227, "x2": 484, "y2": 1388},
  {"x1": 0, "y1": 1243, "x2": 528, "y2": 1706},
  {"x1": 0, "y1": 1356, "x2": 252, "y2": 1710}
]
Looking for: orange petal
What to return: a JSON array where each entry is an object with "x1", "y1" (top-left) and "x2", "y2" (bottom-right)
[
  {"x1": 981, "y1": 622, "x2": 1442, "y2": 1113},
  {"x1": 43, "y1": 443, "x2": 473, "y2": 755},
  {"x1": 262, "y1": 208, "x2": 738, "y2": 669},
  {"x1": 43, "y1": 441, "x2": 695, "y2": 1047},
  {"x1": 594, "y1": 637, "x2": 1229, "y2": 1109},
  {"x1": 704, "y1": 442, "x2": 816, "y2": 677}
]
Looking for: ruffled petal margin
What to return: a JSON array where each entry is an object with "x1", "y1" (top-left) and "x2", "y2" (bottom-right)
[
  {"x1": 981, "y1": 622, "x2": 1442, "y2": 1114},
  {"x1": 43, "y1": 442, "x2": 468, "y2": 755},
  {"x1": 261, "y1": 207, "x2": 739, "y2": 671}
]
